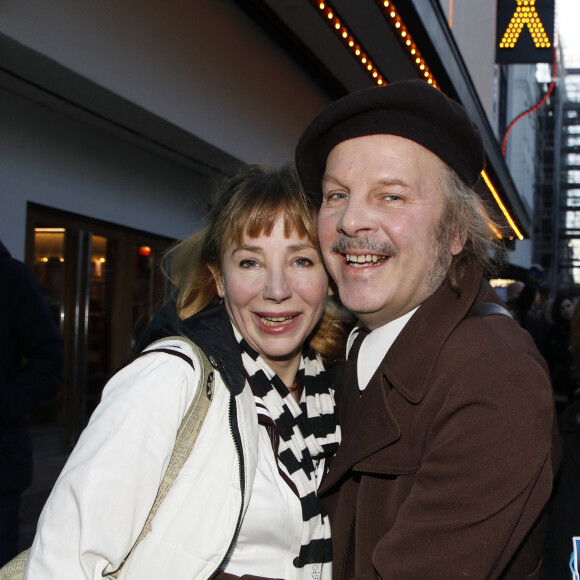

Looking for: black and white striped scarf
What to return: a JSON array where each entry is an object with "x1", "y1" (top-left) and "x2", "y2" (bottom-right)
[{"x1": 234, "y1": 327, "x2": 340, "y2": 580}]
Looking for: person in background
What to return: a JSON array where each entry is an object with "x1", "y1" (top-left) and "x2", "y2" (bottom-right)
[
  {"x1": 24, "y1": 164, "x2": 346, "y2": 580},
  {"x1": 506, "y1": 265, "x2": 552, "y2": 360},
  {"x1": 542, "y1": 299, "x2": 580, "y2": 578},
  {"x1": 547, "y1": 294, "x2": 577, "y2": 412},
  {"x1": 0, "y1": 239, "x2": 63, "y2": 566},
  {"x1": 295, "y1": 79, "x2": 560, "y2": 579}
]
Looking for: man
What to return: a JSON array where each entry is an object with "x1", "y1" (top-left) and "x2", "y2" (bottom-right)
[
  {"x1": 0, "y1": 239, "x2": 63, "y2": 565},
  {"x1": 295, "y1": 80, "x2": 559, "y2": 579}
]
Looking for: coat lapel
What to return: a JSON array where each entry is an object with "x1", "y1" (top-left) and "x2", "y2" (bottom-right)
[{"x1": 319, "y1": 372, "x2": 400, "y2": 493}]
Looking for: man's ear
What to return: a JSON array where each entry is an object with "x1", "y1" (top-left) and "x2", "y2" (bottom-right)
[
  {"x1": 450, "y1": 231, "x2": 467, "y2": 256},
  {"x1": 208, "y1": 264, "x2": 225, "y2": 298}
]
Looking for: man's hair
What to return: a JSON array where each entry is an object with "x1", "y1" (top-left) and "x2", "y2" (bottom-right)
[{"x1": 437, "y1": 167, "x2": 505, "y2": 294}]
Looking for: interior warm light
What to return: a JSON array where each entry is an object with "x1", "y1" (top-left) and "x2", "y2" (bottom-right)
[
  {"x1": 490, "y1": 278, "x2": 516, "y2": 288},
  {"x1": 139, "y1": 245, "x2": 152, "y2": 257}
]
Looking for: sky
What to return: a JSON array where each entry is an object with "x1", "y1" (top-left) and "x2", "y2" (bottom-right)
[{"x1": 558, "y1": 0, "x2": 580, "y2": 67}]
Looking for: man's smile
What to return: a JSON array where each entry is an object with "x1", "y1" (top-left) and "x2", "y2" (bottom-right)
[{"x1": 345, "y1": 253, "x2": 388, "y2": 267}]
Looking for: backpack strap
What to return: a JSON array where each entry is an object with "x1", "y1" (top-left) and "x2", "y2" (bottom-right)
[
  {"x1": 109, "y1": 336, "x2": 214, "y2": 578},
  {"x1": 467, "y1": 302, "x2": 513, "y2": 319}
]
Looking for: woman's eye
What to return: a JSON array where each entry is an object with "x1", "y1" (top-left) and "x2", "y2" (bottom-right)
[
  {"x1": 294, "y1": 257, "x2": 313, "y2": 267},
  {"x1": 240, "y1": 259, "x2": 259, "y2": 268}
]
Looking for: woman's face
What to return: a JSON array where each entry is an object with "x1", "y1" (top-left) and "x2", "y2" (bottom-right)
[{"x1": 213, "y1": 215, "x2": 330, "y2": 380}]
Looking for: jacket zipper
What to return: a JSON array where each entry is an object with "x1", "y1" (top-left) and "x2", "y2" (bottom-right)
[{"x1": 209, "y1": 355, "x2": 246, "y2": 579}]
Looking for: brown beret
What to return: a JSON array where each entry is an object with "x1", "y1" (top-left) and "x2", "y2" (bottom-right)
[{"x1": 295, "y1": 79, "x2": 485, "y2": 198}]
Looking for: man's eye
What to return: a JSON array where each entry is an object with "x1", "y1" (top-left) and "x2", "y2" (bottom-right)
[{"x1": 324, "y1": 191, "x2": 348, "y2": 201}]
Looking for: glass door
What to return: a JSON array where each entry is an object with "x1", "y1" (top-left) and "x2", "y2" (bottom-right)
[{"x1": 27, "y1": 204, "x2": 173, "y2": 444}]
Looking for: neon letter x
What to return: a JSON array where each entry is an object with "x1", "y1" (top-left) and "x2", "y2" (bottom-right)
[{"x1": 499, "y1": 0, "x2": 551, "y2": 49}]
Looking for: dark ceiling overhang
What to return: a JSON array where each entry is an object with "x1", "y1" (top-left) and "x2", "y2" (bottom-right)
[
  {"x1": 234, "y1": 0, "x2": 531, "y2": 238},
  {"x1": 0, "y1": 32, "x2": 243, "y2": 180}
]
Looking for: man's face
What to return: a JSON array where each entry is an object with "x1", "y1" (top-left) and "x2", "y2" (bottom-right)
[{"x1": 318, "y1": 134, "x2": 464, "y2": 330}]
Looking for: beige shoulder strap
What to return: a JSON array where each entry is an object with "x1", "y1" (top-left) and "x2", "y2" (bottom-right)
[{"x1": 110, "y1": 336, "x2": 214, "y2": 577}]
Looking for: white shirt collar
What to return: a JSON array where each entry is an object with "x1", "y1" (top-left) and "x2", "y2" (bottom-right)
[{"x1": 347, "y1": 306, "x2": 419, "y2": 391}]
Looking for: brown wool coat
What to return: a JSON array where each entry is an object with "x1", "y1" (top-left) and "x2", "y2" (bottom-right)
[{"x1": 321, "y1": 264, "x2": 560, "y2": 580}]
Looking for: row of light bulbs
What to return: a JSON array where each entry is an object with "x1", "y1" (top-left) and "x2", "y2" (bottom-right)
[
  {"x1": 315, "y1": 1, "x2": 384, "y2": 86},
  {"x1": 313, "y1": 1, "x2": 436, "y2": 88}
]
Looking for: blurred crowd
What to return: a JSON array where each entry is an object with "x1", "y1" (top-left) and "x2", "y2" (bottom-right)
[{"x1": 505, "y1": 265, "x2": 580, "y2": 414}]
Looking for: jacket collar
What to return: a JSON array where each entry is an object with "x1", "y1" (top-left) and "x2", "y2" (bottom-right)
[
  {"x1": 139, "y1": 299, "x2": 246, "y2": 396},
  {"x1": 180, "y1": 303, "x2": 247, "y2": 396},
  {"x1": 382, "y1": 261, "x2": 484, "y2": 404}
]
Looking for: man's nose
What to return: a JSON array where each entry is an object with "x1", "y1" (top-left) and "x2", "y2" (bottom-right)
[
  {"x1": 336, "y1": 196, "x2": 376, "y2": 237},
  {"x1": 263, "y1": 268, "x2": 292, "y2": 302}
]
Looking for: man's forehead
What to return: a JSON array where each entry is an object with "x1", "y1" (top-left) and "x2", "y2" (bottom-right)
[{"x1": 323, "y1": 134, "x2": 448, "y2": 182}]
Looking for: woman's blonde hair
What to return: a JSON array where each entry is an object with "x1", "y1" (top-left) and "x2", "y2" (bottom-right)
[{"x1": 163, "y1": 164, "x2": 348, "y2": 359}]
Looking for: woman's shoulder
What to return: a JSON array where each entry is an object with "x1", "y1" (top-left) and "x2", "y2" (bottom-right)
[{"x1": 101, "y1": 337, "x2": 210, "y2": 416}]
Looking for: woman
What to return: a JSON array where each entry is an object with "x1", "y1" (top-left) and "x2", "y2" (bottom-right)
[{"x1": 24, "y1": 165, "x2": 346, "y2": 580}]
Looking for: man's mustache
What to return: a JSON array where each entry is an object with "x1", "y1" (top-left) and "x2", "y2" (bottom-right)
[{"x1": 329, "y1": 235, "x2": 398, "y2": 258}]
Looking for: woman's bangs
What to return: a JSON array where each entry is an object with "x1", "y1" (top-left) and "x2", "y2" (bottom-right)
[{"x1": 230, "y1": 199, "x2": 315, "y2": 246}]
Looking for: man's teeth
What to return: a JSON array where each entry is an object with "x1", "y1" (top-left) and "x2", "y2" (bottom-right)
[
  {"x1": 345, "y1": 253, "x2": 386, "y2": 266},
  {"x1": 261, "y1": 316, "x2": 294, "y2": 326}
]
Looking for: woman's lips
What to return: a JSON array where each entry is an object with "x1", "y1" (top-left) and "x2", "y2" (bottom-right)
[{"x1": 253, "y1": 312, "x2": 302, "y2": 334}]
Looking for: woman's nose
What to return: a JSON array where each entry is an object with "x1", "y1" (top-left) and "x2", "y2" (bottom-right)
[{"x1": 263, "y1": 268, "x2": 292, "y2": 302}]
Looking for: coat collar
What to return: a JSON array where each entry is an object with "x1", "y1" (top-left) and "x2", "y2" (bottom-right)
[{"x1": 382, "y1": 261, "x2": 484, "y2": 404}]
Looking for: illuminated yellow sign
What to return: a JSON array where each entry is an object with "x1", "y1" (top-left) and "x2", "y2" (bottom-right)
[
  {"x1": 496, "y1": 0, "x2": 554, "y2": 64},
  {"x1": 499, "y1": 0, "x2": 550, "y2": 49}
]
